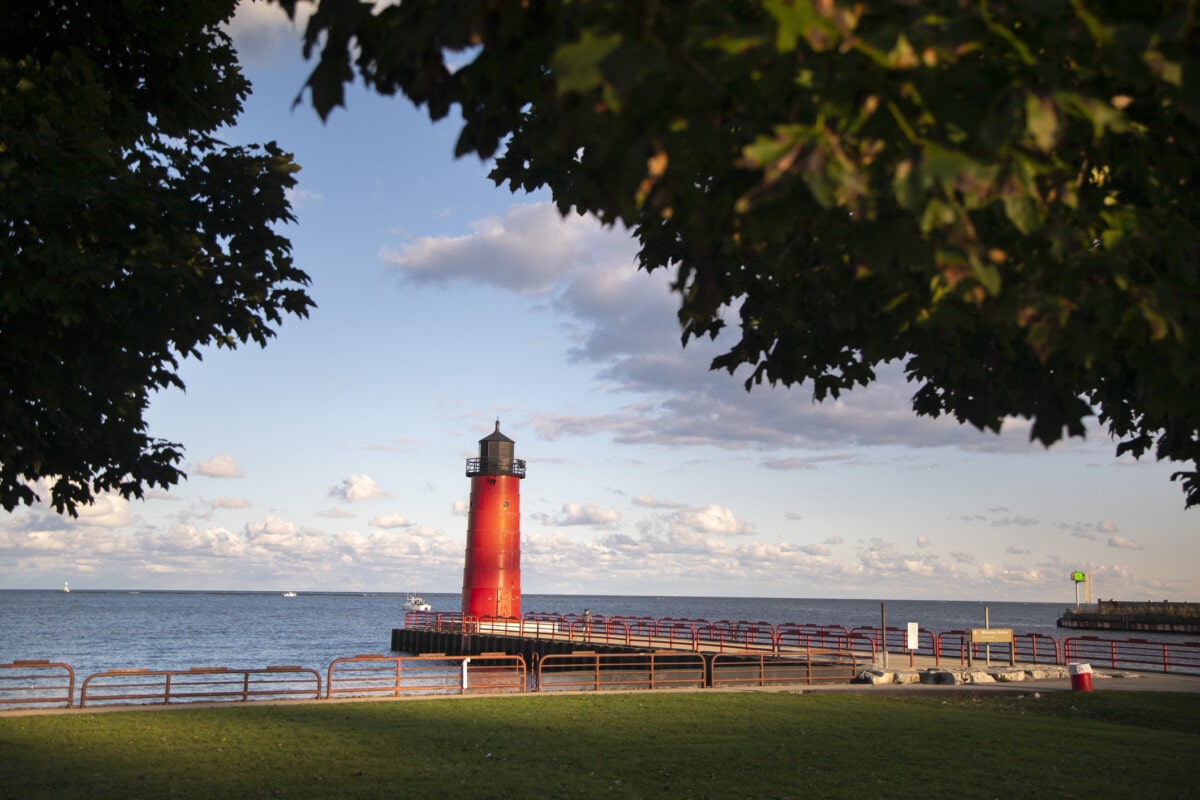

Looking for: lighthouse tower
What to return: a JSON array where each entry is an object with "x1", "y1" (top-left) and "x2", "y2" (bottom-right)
[{"x1": 461, "y1": 421, "x2": 526, "y2": 619}]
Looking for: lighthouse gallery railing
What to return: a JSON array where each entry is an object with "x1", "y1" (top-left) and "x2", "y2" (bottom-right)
[{"x1": 465, "y1": 457, "x2": 526, "y2": 477}]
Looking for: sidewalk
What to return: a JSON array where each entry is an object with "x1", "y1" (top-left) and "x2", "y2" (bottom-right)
[
  {"x1": 845, "y1": 652, "x2": 1200, "y2": 694},
  {"x1": 832, "y1": 671, "x2": 1200, "y2": 695}
]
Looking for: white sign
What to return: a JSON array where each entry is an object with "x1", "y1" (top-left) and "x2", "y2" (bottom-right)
[{"x1": 906, "y1": 622, "x2": 919, "y2": 650}]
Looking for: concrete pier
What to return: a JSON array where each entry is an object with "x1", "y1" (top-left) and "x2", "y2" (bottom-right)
[{"x1": 1058, "y1": 600, "x2": 1200, "y2": 634}]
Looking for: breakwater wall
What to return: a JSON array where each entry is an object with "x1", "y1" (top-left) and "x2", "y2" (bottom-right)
[{"x1": 1058, "y1": 600, "x2": 1199, "y2": 634}]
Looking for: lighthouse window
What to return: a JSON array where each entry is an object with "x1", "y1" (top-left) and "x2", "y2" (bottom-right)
[{"x1": 502, "y1": 501, "x2": 509, "y2": 508}]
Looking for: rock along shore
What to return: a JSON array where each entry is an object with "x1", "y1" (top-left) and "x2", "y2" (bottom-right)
[{"x1": 856, "y1": 664, "x2": 1124, "y2": 686}]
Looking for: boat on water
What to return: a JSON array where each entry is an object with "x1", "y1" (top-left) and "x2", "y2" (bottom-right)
[
  {"x1": 281, "y1": 591, "x2": 297, "y2": 598},
  {"x1": 62, "y1": 581, "x2": 70, "y2": 593},
  {"x1": 402, "y1": 594, "x2": 431, "y2": 612}
]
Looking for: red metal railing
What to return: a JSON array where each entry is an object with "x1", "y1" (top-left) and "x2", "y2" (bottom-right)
[
  {"x1": 0, "y1": 660, "x2": 75, "y2": 709},
  {"x1": 1064, "y1": 636, "x2": 1200, "y2": 674},
  {"x1": 777, "y1": 624, "x2": 852, "y2": 652},
  {"x1": 573, "y1": 616, "x2": 628, "y2": 647},
  {"x1": 79, "y1": 665, "x2": 321, "y2": 707},
  {"x1": 849, "y1": 626, "x2": 936, "y2": 663},
  {"x1": 656, "y1": 620, "x2": 702, "y2": 650},
  {"x1": 841, "y1": 633, "x2": 878, "y2": 662},
  {"x1": 537, "y1": 651, "x2": 706, "y2": 692},
  {"x1": 774, "y1": 624, "x2": 878, "y2": 667},
  {"x1": 711, "y1": 650, "x2": 859, "y2": 688},
  {"x1": 696, "y1": 622, "x2": 777, "y2": 653},
  {"x1": 6, "y1": 616, "x2": 1197, "y2": 712},
  {"x1": 327, "y1": 653, "x2": 526, "y2": 698},
  {"x1": 624, "y1": 617, "x2": 664, "y2": 648},
  {"x1": 402, "y1": 612, "x2": 1200, "y2": 675},
  {"x1": 1015, "y1": 633, "x2": 1061, "y2": 665}
]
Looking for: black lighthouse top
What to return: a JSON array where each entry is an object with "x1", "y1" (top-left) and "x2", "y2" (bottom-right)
[{"x1": 466, "y1": 420, "x2": 526, "y2": 478}]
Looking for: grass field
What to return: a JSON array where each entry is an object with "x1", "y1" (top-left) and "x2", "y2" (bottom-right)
[{"x1": 1, "y1": 690, "x2": 1197, "y2": 799}]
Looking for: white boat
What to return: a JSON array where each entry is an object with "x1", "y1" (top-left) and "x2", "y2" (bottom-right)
[
  {"x1": 402, "y1": 594, "x2": 431, "y2": 612},
  {"x1": 62, "y1": 581, "x2": 70, "y2": 593},
  {"x1": 281, "y1": 591, "x2": 297, "y2": 598}
]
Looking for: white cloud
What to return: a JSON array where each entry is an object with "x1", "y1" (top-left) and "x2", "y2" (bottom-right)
[
  {"x1": 211, "y1": 497, "x2": 250, "y2": 510},
  {"x1": 330, "y1": 474, "x2": 387, "y2": 502},
  {"x1": 316, "y1": 508, "x2": 355, "y2": 519},
  {"x1": 543, "y1": 503, "x2": 621, "y2": 527},
  {"x1": 991, "y1": 515, "x2": 1039, "y2": 527},
  {"x1": 369, "y1": 513, "x2": 410, "y2": 529},
  {"x1": 632, "y1": 495, "x2": 686, "y2": 509},
  {"x1": 668, "y1": 505, "x2": 754, "y2": 537},
  {"x1": 915, "y1": 536, "x2": 932, "y2": 549},
  {"x1": 161, "y1": 523, "x2": 249, "y2": 560},
  {"x1": 763, "y1": 455, "x2": 858, "y2": 470},
  {"x1": 383, "y1": 202, "x2": 608, "y2": 295},
  {"x1": 225, "y1": 1, "x2": 310, "y2": 65},
  {"x1": 0, "y1": 490, "x2": 1179, "y2": 598},
  {"x1": 857, "y1": 538, "x2": 940, "y2": 578},
  {"x1": 244, "y1": 516, "x2": 303, "y2": 547},
  {"x1": 285, "y1": 187, "x2": 323, "y2": 208},
  {"x1": 900, "y1": 558, "x2": 936, "y2": 576},
  {"x1": 1108, "y1": 536, "x2": 1144, "y2": 551},
  {"x1": 196, "y1": 455, "x2": 243, "y2": 478},
  {"x1": 74, "y1": 494, "x2": 131, "y2": 528}
]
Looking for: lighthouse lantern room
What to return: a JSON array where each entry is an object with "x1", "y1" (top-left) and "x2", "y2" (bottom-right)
[{"x1": 461, "y1": 420, "x2": 526, "y2": 619}]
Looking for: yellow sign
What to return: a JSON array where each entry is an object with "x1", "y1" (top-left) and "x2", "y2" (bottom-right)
[{"x1": 969, "y1": 627, "x2": 1014, "y2": 644}]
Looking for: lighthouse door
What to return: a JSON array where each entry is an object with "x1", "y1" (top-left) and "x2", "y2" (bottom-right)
[{"x1": 495, "y1": 587, "x2": 515, "y2": 619}]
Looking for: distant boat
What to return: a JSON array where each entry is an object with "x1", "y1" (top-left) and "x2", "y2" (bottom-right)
[
  {"x1": 62, "y1": 581, "x2": 70, "y2": 593},
  {"x1": 281, "y1": 591, "x2": 297, "y2": 598},
  {"x1": 402, "y1": 594, "x2": 431, "y2": 612}
]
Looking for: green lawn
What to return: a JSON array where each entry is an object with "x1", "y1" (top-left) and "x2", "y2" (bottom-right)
[{"x1": 1, "y1": 690, "x2": 1196, "y2": 799}]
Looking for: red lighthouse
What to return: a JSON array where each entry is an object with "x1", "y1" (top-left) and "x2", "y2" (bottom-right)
[{"x1": 461, "y1": 421, "x2": 526, "y2": 619}]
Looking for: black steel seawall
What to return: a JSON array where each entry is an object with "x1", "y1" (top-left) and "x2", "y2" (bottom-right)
[{"x1": 390, "y1": 627, "x2": 641, "y2": 661}]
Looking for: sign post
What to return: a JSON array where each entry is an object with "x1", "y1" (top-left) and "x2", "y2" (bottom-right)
[
  {"x1": 906, "y1": 622, "x2": 919, "y2": 667},
  {"x1": 880, "y1": 602, "x2": 888, "y2": 669}
]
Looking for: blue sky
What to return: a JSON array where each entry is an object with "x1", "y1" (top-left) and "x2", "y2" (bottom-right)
[{"x1": 1, "y1": 3, "x2": 1196, "y2": 602}]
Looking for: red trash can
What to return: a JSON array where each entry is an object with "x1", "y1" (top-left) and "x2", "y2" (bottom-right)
[{"x1": 1068, "y1": 662, "x2": 1093, "y2": 692}]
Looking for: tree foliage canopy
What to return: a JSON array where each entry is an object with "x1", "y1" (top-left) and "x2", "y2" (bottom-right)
[
  {"x1": 1, "y1": 1, "x2": 313, "y2": 515},
  {"x1": 283, "y1": 0, "x2": 1200, "y2": 507}
]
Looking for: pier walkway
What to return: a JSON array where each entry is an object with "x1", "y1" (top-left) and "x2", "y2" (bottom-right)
[
  {"x1": 394, "y1": 610, "x2": 1200, "y2": 683},
  {"x1": 395, "y1": 612, "x2": 1062, "y2": 669}
]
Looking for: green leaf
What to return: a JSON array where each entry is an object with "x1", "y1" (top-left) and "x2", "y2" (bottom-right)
[
  {"x1": 551, "y1": 29, "x2": 624, "y2": 97},
  {"x1": 763, "y1": 0, "x2": 823, "y2": 52},
  {"x1": 1003, "y1": 193, "x2": 1040, "y2": 234},
  {"x1": 1024, "y1": 94, "x2": 1060, "y2": 152}
]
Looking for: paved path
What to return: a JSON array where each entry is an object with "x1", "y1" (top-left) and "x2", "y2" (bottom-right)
[
  {"x1": 829, "y1": 655, "x2": 1200, "y2": 694},
  {"x1": 813, "y1": 672, "x2": 1200, "y2": 694}
]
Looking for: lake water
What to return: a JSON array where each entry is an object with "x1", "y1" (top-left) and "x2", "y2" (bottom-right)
[{"x1": 1, "y1": 589, "x2": 1070, "y2": 679}]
